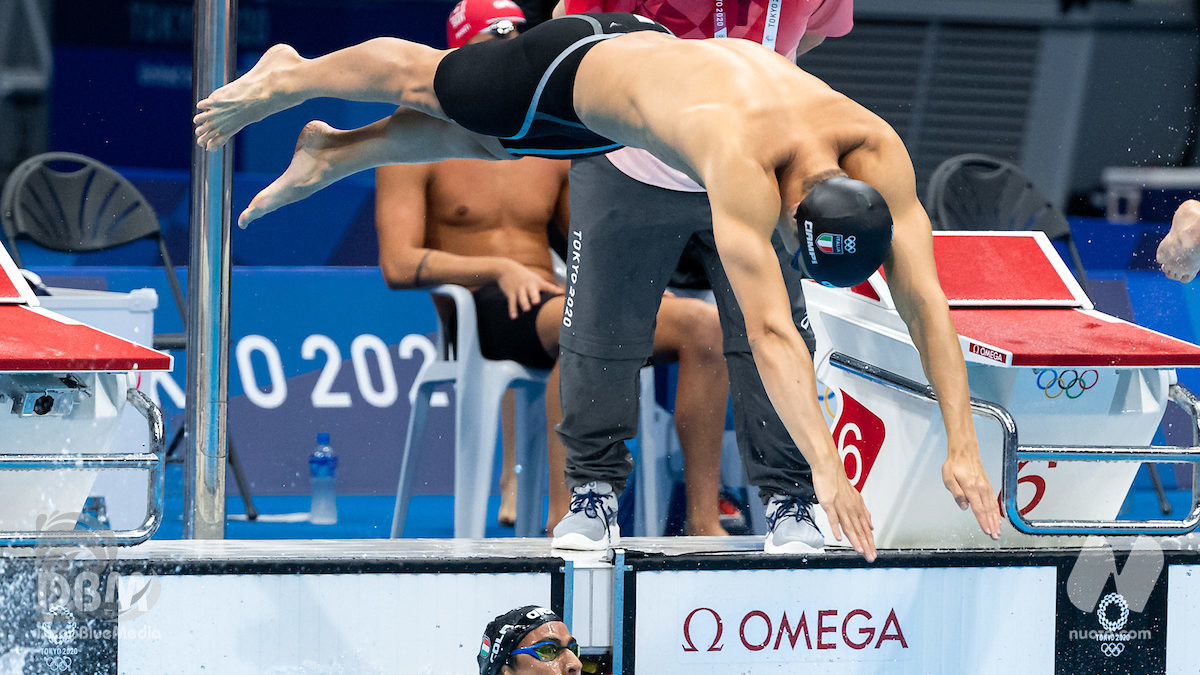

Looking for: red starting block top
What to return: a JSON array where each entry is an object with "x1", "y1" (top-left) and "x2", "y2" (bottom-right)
[
  {"x1": 0, "y1": 271, "x2": 21, "y2": 302},
  {"x1": 951, "y1": 308, "x2": 1200, "y2": 368},
  {"x1": 932, "y1": 232, "x2": 1088, "y2": 307},
  {"x1": 933, "y1": 232, "x2": 1200, "y2": 367},
  {"x1": 0, "y1": 305, "x2": 171, "y2": 372},
  {"x1": 843, "y1": 232, "x2": 1200, "y2": 368}
]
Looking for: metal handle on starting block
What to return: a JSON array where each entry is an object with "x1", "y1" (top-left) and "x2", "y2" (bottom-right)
[
  {"x1": 828, "y1": 353, "x2": 1200, "y2": 537},
  {"x1": 1004, "y1": 384, "x2": 1200, "y2": 536},
  {"x1": 0, "y1": 388, "x2": 167, "y2": 546}
]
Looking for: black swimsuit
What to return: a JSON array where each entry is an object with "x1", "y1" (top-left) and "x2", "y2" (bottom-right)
[
  {"x1": 472, "y1": 283, "x2": 559, "y2": 370},
  {"x1": 432, "y1": 13, "x2": 671, "y2": 158}
]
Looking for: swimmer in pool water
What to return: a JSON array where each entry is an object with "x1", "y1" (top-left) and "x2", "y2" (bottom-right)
[
  {"x1": 478, "y1": 606, "x2": 582, "y2": 675},
  {"x1": 195, "y1": 14, "x2": 1006, "y2": 560}
]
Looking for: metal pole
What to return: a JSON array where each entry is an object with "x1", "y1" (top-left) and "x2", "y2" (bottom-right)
[{"x1": 186, "y1": 0, "x2": 236, "y2": 539}]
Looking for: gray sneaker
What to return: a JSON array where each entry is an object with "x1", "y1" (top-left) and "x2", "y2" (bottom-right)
[
  {"x1": 551, "y1": 482, "x2": 621, "y2": 551},
  {"x1": 763, "y1": 495, "x2": 825, "y2": 554}
]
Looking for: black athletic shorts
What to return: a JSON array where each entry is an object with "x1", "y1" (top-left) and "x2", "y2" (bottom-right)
[
  {"x1": 433, "y1": 13, "x2": 671, "y2": 158},
  {"x1": 473, "y1": 282, "x2": 560, "y2": 370}
]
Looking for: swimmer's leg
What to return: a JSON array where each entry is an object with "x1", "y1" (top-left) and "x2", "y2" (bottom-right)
[
  {"x1": 195, "y1": 38, "x2": 447, "y2": 150},
  {"x1": 239, "y1": 110, "x2": 507, "y2": 228}
]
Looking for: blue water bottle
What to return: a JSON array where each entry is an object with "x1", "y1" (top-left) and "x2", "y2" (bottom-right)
[{"x1": 309, "y1": 432, "x2": 338, "y2": 524}]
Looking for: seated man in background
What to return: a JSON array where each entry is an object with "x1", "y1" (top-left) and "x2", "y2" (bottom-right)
[{"x1": 374, "y1": 0, "x2": 732, "y2": 535}]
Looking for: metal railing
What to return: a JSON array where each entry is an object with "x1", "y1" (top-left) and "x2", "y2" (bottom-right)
[
  {"x1": 185, "y1": 0, "x2": 237, "y2": 540},
  {"x1": 0, "y1": 388, "x2": 166, "y2": 546},
  {"x1": 829, "y1": 352, "x2": 1200, "y2": 536}
]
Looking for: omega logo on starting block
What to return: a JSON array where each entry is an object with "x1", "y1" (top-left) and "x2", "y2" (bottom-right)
[{"x1": 968, "y1": 341, "x2": 1008, "y2": 364}]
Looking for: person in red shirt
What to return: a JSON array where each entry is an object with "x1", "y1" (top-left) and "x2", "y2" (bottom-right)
[{"x1": 559, "y1": 0, "x2": 851, "y2": 59}]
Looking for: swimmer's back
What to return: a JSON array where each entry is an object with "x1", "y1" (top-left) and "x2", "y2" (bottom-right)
[{"x1": 574, "y1": 33, "x2": 875, "y2": 181}]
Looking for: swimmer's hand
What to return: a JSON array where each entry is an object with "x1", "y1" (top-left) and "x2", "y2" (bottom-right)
[
  {"x1": 1158, "y1": 200, "x2": 1200, "y2": 283},
  {"x1": 813, "y1": 464, "x2": 876, "y2": 562},
  {"x1": 942, "y1": 447, "x2": 1002, "y2": 540},
  {"x1": 497, "y1": 260, "x2": 564, "y2": 319}
]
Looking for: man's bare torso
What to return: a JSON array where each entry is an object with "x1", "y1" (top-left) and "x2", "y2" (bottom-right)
[{"x1": 423, "y1": 158, "x2": 568, "y2": 285}]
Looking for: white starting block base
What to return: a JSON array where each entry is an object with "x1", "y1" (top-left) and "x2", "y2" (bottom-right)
[
  {"x1": 803, "y1": 232, "x2": 1200, "y2": 547},
  {"x1": 3, "y1": 536, "x2": 1200, "y2": 674},
  {"x1": 0, "y1": 248, "x2": 171, "y2": 543},
  {"x1": 0, "y1": 371, "x2": 137, "y2": 531}
]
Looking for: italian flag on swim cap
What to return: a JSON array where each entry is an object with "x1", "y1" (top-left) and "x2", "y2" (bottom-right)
[{"x1": 816, "y1": 233, "x2": 843, "y2": 255}]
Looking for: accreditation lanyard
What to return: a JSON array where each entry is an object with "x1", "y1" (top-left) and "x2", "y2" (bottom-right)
[{"x1": 713, "y1": 0, "x2": 783, "y2": 51}]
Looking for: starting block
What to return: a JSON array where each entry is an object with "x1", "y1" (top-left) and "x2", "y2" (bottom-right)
[
  {"x1": 0, "y1": 245, "x2": 171, "y2": 545},
  {"x1": 803, "y1": 232, "x2": 1200, "y2": 548}
]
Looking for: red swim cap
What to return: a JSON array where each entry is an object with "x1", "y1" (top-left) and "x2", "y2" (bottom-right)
[{"x1": 447, "y1": 0, "x2": 526, "y2": 48}]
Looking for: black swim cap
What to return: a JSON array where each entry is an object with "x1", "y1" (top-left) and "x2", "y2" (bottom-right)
[
  {"x1": 478, "y1": 605, "x2": 562, "y2": 675},
  {"x1": 791, "y1": 176, "x2": 893, "y2": 287}
]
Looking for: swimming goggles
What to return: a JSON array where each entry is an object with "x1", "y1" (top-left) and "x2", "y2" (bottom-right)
[
  {"x1": 510, "y1": 639, "x2": 581, "y2": 662},
  {"x1": 483, "y1": 19, "x2": 520, "y2": 38}
]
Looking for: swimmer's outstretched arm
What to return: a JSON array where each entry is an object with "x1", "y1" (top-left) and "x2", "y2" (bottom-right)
[
  {"x1": 707, "y1": 157, "x2": 878, "y2": 563},
  {"x1": 848, "y1": 130, "x2": 1003, "y2": 540},
  {"x1": 237, "y1": 110, "x2": 508, "y2": 228},
  {"x1": 194, "y1": 38, "x2": 447, "y2": 151}
]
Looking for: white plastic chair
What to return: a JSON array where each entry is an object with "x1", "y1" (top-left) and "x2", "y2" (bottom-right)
[
  {"x1": 390, "y1": 284, "x2": 722, "y2": 539},
  {"x1": 391, "y1": 284, "x2": 551, "y2": 538},
  {"x1": 634, "y1": 367, "x2": 674, "y2": 536}
]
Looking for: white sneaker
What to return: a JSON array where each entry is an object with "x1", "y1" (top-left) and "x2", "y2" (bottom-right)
[
  {"x1": 551, "y1": 482, "x2": 621, "y2": 551},
  {"x1": 763, "y1": 494, "x2": 824, "y2": 554}
]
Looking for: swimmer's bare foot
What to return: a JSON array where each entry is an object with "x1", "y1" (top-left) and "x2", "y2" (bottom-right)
[
  {"x1": 194, "y1": 44, "x2": 305, "y2": 151},
  {"x1": 238, "y1": 121, "x2": 338, "y2": 228}
]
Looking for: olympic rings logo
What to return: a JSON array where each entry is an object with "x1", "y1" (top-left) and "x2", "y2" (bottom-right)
[
  {"x1": 1035, "y1": 369, "x2": 1099, "y2": 399},
  {"x1": 42, "y1": 656, "x2": 72, "y2": 672},
  {"x1": 844, "y1": 236, "x2": 857, "y2": 254}
]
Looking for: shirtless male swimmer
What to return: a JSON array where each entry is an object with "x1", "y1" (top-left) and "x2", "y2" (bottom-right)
[{"x1": 195, "y1": 13, "x2": 1005, "y2": 561}]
